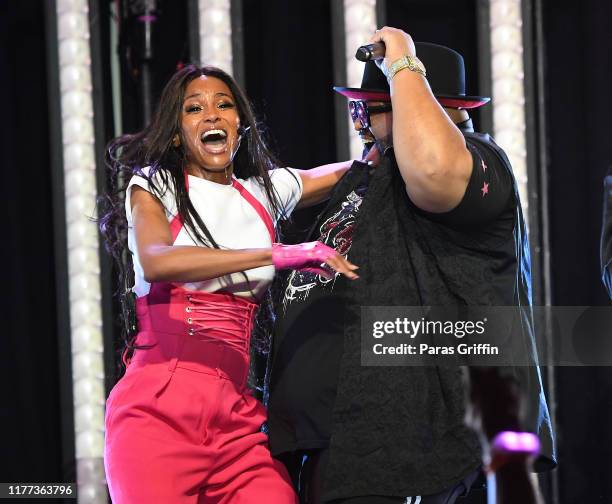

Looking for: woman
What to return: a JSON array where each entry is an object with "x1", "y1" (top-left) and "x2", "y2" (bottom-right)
[{"x1": 100, "y1": 65, "x2": 361, "y2": 503}]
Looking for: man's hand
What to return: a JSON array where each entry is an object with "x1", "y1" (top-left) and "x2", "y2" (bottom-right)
[{"x1": 368, "y1": 27, "x2": 416, "y2": 77}]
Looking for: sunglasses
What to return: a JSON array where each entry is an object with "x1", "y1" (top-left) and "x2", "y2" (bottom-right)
[{"x1": 349, "y1": 101, "x2": 392, "y2": 129}]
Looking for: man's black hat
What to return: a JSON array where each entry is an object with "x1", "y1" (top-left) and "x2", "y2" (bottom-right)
[{"x1": 334, "y1": 42, "x2": 490, "y2": 109}]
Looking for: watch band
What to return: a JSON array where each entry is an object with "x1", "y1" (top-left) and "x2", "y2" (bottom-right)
[{"x1": 386, "y1": 55, "x2": 427, "y2": 80}]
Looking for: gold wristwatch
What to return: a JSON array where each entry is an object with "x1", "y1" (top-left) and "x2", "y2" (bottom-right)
[{"x1": 386, "y1": 55, "x2": 427, "y2": 80}]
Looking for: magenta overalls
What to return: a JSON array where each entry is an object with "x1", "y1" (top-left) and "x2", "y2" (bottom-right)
[{"x1": 104, "y1": 178, "x2": 297, "y2": 504}]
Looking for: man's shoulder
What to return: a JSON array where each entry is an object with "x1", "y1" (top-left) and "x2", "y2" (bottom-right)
[
  {"x1": 464, "y1": 131, "x2": 490, "y2": 141},
  {"x1": 464, "y1": 131, "x2": 496, "y2": 151},
  {"x1": 464, "y1": 131, "x2": 507, "y2": 159}
]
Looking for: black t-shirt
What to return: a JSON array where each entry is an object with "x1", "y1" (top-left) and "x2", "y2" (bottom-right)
[
  {"x1": 268, "y1": 135, "x2": 515, "y2": 458},
  {"x1": 268, "y1": 183, "x2": 368, "y2": 454}
]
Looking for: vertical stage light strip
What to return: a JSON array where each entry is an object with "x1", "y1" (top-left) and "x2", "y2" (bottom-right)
[
  {"x1": 198, "y1": 0, "x2": 233, "y2": 73},
  {"x1": 343, "y1": 0, "x2": 378, "y2": 159},
  {"x1": 489, "y1": 0, "x2": 530, "y2": 219},
  {"x1": 56, "y1": 0, "x2": 107, "y2": 502}
]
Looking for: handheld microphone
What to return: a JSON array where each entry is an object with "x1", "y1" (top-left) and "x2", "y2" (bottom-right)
[{"x1": 355, "y1": 42, "x2": 386, "y2": 62}]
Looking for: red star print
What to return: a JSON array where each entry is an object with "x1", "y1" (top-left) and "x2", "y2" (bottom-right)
[
  {"x1": 481, "y1": 159, "x2": 487, "y2": 172},
  {"x1": 481, "y1": 182, "x2": 489, "y2": 196}
]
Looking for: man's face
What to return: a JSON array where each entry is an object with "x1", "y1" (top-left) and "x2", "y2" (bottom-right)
[{"x1": 349, "y1": 100, "x2": 393, "y2": 146}]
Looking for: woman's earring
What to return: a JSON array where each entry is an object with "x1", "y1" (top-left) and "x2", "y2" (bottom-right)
[{"x1": 172, "y1": 134, "x2": 181, "y2": 147}]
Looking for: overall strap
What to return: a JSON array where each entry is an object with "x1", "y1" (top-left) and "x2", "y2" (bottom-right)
[
  {"x1": 168, "y1": 172, "x2": 191, "y2": 243},
  {"x1": 169, "y1": 214, "x2": 184, "y2": 242},
  {"x1": 232, "y1": 178, "x2": 276, "y2": 242},
  {"x1": 169, "y1": 173, "x2": 276, "y2": 244}
]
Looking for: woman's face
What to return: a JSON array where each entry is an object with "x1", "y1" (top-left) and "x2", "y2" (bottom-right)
[{"x1": 180, "y1": 75, "x2": 241, "y2": 178}]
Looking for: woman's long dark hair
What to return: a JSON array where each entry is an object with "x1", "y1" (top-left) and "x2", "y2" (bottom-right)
[{"x1": 99, "y1": 65, "x2": 291, "y2": 376}]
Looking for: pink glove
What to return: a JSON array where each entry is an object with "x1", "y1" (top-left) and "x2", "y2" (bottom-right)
[{"x1": 272, "y1": 241, "x2": 337, "y2": 277}]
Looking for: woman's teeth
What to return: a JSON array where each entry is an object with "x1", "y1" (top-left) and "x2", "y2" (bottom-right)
[
  {"x1": 200, "y1": 129, "x2": 228, "y2": 153},
  {"x1": 201, "y1": 129, "x2": 227, "y2": 141}
]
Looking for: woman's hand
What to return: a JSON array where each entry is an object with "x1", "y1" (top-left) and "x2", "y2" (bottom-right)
[{"x1": 272, "y1": 242, "x2": 359, "y2": 280}]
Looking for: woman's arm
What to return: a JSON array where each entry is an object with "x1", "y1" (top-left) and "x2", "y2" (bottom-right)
[
  {"x1": 294, "y1": 160, "x2": 352, "y2": 209},
  {"x1": 132, "y1": 186, "x2": 273, "y2": 283},
  {"x1": 295, "y1": 146, "x2": 380, "y2": 209},
  {"x1": 131, "y1": 186, "x2": 358, "y2": 282}
]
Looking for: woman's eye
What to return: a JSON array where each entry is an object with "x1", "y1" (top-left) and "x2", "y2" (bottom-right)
[
  {"x1": 218, "y1": 102, "x2": 235, "y2": 109},
  {"x1": 186, "y1": 105, "x2": 201, "y2": 113}
]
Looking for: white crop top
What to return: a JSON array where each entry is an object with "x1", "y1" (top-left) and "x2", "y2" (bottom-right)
[{"x1": 125, "y1": 166, "x2": 303, "y2": 300}]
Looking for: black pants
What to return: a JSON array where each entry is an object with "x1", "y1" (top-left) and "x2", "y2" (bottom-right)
[{"x1": 277, "y1": 449, "x2": 482, "y2": 504}]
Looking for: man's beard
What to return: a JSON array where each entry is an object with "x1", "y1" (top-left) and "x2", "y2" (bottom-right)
[{"x1": 359, "y1": 128, "x2": 376, "y2": 158}]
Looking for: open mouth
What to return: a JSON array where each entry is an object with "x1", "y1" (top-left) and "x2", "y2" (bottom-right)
[{"x1": 200, "y1": 128, "x2": 228, "y2": 154}]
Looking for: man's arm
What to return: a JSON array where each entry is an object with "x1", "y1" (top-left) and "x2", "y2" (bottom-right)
[
  {"x1": 601, "y1": 170, "x2": 612, "y2": 299},
  {"x1": 369, "y1": 27, "x2": 472, "y2": 214}
]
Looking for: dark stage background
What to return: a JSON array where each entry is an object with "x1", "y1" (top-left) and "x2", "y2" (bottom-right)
[
  {"x1": 1, "y1": 0, "x2": 611, "y2": 502},
  {"x1": 544, "y1": 1, "x2": 612, "y2": 501}
]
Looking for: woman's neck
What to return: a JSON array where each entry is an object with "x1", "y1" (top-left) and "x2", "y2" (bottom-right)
[{"x1": 186, "y1": 163, "x2": 233, "y2": 185}]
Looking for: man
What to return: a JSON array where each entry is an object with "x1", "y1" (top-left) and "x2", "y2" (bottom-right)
[
  {"x1": 268, "y1": 28, "x2": 556, "y2": 503},
  {"x1": 602, "y1": 167, "x2": 612, "y2": 299}
]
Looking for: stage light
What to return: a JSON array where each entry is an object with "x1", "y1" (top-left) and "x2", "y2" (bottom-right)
[
  {"x1": 198, "y1": 1, "x2": 232, "y2": 73},
  {"x1": 76, "y1": 429, "x2": 104, "y2": 460},
  {"x1": 343, "y1": 0, "x2": 377, "y2": 159},
  {"x1": 60, "y1": 39, "x2": 90, "y2": 65},
  {"x1": 56, "y1": 0, "x2": 106, "y2": 500},
  {"x1": 69, "y1": 273, "x2": 102, "y2": 302},
  {"x1": 60, "y1": 65, "x2": 92, "y2": 92},
  {"x1": 73, "y1": 353, "x2": 105, "y2": 381},
  {"x1": 67, "y1": 220, "x2": 98, "y2": 247},
  {"x1": 61, "y1": 90, "x2": 93, "y2": 118},
  {"x1": 68, "y1": 248, "x2": 100, "y2": 274},
  {"x1": 64, "y1": 143, "x2": 95, "y2": 171},
  {"x1": 490, "y1": 0, "x2": 530, "y2": 216},
  {"x1": 62, "y1": 117, "x2": 94, "y2": 145},
  {"x1": 58, "y1": 11, "x2": 88, "y2": 40},
  {"x1": 72, "y1": 325, "x2": 104, "y2": 354}
]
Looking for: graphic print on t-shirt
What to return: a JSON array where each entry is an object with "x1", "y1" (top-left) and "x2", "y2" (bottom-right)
[{"x1": 282, "y1": 188, "x2": 365, "y2": 311}]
